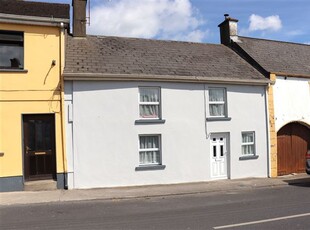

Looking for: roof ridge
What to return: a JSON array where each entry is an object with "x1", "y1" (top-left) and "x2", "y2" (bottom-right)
[
  {"x1": 239, "y1": 36, "x2": 310, "y2": 47},
  {"x1": 83, "y1": 34, "x2": 222, "y2": 46},
  {"x1": 11, "y1": 0, "x2": 69, "y2": 7}
]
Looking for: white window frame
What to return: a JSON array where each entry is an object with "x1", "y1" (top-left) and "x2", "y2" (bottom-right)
[
  {"x1": 138, "y1": 87, "x2": 161, "y2": 120},
  {"x1": 208, "y1": 88, "x2": 227, "y2": 118},
  {"x1": 138, "y1": 135, "x2": 161, "y2": 166},
  {"x1": 241, "y1": 131, "x2": 256, "y2": 156}
]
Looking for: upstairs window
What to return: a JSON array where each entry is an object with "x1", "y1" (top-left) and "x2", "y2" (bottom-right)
[
  {"x1": 208, "y1": 88, "x2": 227, "y2": 117},
  {"x1": 0, "y1": 30, "x2": 24, "y2": 69},
  {"x1": 139, "y1": 87, "x2": 161, "y2": 119},
  {"x1": 241, "y1": 132, "x2": 256, "y2": 156}
]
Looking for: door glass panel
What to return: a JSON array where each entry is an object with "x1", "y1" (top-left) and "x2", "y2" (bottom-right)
[
  {"x1": 213, "y1": 146, "x2": 217, "y2": 157},
  {"x1": 28, "y1": 121, "x2": 35, "y2": 151},
  {"x1": 44, "y1": 122, "x2": 51, "y2": 149},
  {"x1": 27, "y1": 120, "x2": 52, "y2": 151},
  {"x1": 35, "y1": 121, "x2": 44, "y2": 150},
  {"x1": 220, "y1": 145, "x2": 224, "y2": 156}
]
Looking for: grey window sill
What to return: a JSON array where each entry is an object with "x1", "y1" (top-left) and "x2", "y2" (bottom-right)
[
  {"x1": 206, "y1": 117, "x2": 232, "y2": 121},
  {"x1": 135, "y1": 119, "x2": 166, "y2": 124},
  {"x1": 0, "y1": 69, "x2": 28, "y2": 73},
  {"x1": 239, "y1": 155, "x2": 259, "y2": 160},
  {"x1": 135, "y1": 165, "x2": 166, "y2": 171}
]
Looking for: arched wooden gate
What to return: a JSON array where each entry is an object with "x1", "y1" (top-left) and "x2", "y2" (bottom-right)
[{"x1": 277, "y1": 122, "x2": 310, "y2": 176}]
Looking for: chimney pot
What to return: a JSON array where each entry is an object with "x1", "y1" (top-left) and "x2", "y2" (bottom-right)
[{"x1": 218, "y1": 14, "x2": 239, "y2": 46}]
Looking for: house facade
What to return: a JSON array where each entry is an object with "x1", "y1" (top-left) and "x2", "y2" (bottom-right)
[
  {"x1": 219, "y1": 15, "x2": 310, "y2": 176},
  {"x1": 0, "y1": 0, "x2": 70, "y2": 192},
  {"x1": 62, "y1": 2, "x2": 270, "y2": 189}
]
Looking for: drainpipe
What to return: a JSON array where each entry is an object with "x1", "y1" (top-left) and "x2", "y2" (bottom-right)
[
  {"x1": 59, "y1": 22, "x2": 68, "y2": 189},
  {"x1": 265, "y1": 84, "x2": 271, "y2": 178}
]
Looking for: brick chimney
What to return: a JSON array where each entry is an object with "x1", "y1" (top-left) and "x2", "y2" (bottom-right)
[
  {"x1": 218, "y1": 14, "x2": 239, "y2": 45},
  {"x1": 72, "y1": 0, "x2": 87, "y2": 37}
]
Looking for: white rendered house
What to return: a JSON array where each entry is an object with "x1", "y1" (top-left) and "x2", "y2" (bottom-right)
[{"x1": 63, "y1": 35, "x2": 270, "y2": 189}]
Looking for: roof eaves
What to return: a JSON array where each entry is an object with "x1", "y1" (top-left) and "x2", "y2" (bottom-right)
[
  {"x1": 63, "y1": 73, "x2": 271, "y2": 85},
  {"x1": 0, "y1": 13, "x2": 70, "y2": 27},
  {"x1": 271, "y1": 72, "x2": 310, "y2": 78}
]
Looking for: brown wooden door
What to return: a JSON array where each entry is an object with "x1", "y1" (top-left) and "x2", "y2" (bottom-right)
[
  {"x1": 23, "y1": 114, "x2": 56, "y2": 181},
  {"x1": 277, "y1": 122, "x2": 310, "y2": 176}
]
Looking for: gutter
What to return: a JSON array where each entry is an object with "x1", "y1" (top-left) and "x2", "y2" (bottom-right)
[
  {"x1": 271, "y1": 72, "x2": 310, "y2": 79},
  {"x1": 0, "y1": 13, "x2": 69, "y2": 27},
  {"x1": 63, "y1": 73, "x2": 271, "y2": 86}
]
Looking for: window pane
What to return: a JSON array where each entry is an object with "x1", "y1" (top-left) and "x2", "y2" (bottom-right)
[
  {"x1": 0, "y1": 44, "x2": 23, "y2": 68},
  {"x1": 242, "y1": 145, "x2": 254, "y2": 155},
  {"x1": 0, "y1": 32, "x2": 23, "y2": 42},
  {"x1": 140, "y1": 88, "x2": 159, "y2": 102},
  {"x1": 140, "y1": 105, "x2": 159, "y2": 118},
  {"x1": 242, "y1": 133, "x2": 254, "y2": 143},
  {"x1": 209, "y1": 89, "x2": 224, "y2": 102},
  {"x1": 140, "y1": 136, "x2": 159, "y2": 149},
  {"x1": 209, "y1": 104, "x2": 225, "y2": 116},
  {"x1": 139, "y1": 151, "x2": 160, "y2": 164}
]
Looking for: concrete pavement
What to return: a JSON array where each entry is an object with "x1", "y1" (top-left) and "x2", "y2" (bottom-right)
[{"x1": 1, "y1": 174, "x2": 309, "y2": 206}]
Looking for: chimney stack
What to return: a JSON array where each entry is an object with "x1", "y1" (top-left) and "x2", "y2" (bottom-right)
[
  {"x1": 218, "y1": 14, "x2": 239, "y2": 45},
  {"x1": 72, "y1": 0, "x2": 87, "y2": 37}
]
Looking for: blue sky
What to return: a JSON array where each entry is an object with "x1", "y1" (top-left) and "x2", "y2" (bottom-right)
[{"x1": 39, "y1": 0, "x2": 309, "y2": 44}]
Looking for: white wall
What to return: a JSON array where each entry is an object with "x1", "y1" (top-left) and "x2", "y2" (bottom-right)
[
  {"x1": 273, "y1": 76, "x2": 310, "y2": 131},
  {"x1": 65, "y1": 81, "x2": 268, "y2": 189}
]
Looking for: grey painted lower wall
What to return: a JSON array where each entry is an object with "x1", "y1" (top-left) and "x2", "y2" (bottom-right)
[
  {"x1": 0, "y1": 176, "x2": 23, "y2": 192},
  {"x1": 0, "y1": 174, "x2": 67, "y2": 192},
  {"x1": 57, "y1": 173, "x2": 67, "y2": 189}
]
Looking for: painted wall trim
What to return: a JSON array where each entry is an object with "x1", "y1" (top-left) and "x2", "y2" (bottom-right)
[
  {"x1": 265, "y1": 86, "x2": 271, "y2": 178},
  {"x1": 63, "y1": 73, "x2": 271, "y2": 86},
  {"x1": 0, "y1": 69, "x2": 28, "y2": 73},
  {"x1": 135, "y1": 165, "x2": 166, "y2": 171},
  {"x1": 57, "y1": 173, "x2": 67, "y2": 189},
  {"x1": 268, "y1": 74, "x2": 278, "y2": 177},
  {"x1": 0, "y1": 176, "x2": 23, "y2": 192},
  {"x1": 135, "y1": 119, "x2": 166, "y2": 124}
]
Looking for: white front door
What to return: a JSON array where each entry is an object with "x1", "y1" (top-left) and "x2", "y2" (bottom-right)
[{"x1": 210, "y1": 134, "x2": 228, "y2": 179}]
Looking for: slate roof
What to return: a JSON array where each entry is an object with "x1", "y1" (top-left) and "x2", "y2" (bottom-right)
[
  {"x1": 64, "y1": 35, "x2": 268, "y2": 83},
  {"x1": 235, "y1": 36, "x2": 310, "y2": 77},
  {"x1": 0, "y1": 0, "x2": 70, "y2": 19}
]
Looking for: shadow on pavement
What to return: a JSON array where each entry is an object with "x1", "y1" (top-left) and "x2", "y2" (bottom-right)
[{"x1": 284, "y1": 176, "x2": 310, "y2": 187}]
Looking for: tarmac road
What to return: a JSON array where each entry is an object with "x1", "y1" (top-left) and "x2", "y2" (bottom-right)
[{"x1": 1, "y1": 182, "x2": 309, "y2": 230}]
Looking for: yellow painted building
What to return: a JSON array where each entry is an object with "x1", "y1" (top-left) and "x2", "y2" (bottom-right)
[{"x1": 0, "y1": 0, "x2": 70, "y2": 192}]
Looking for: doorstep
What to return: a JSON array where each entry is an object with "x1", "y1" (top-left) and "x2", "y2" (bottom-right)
[{"x1": 24, "y1": 179, "x2": 57, "y2": 191}]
